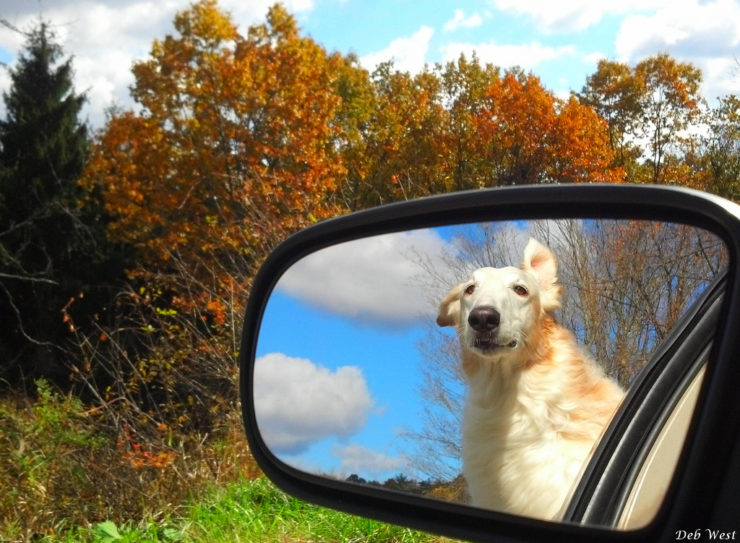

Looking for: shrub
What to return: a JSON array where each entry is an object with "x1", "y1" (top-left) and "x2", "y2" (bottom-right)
[
  {"x1": 1, "y1": 379, "x2": 258, "y2": 541},
  {"x1": 0, "y1": 380, "x2": 106, "y2": 539}
]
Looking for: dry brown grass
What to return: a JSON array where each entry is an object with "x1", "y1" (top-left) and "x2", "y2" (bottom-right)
[{"x1": 0, "y1": 381, "x2": 259, "y2": 541}]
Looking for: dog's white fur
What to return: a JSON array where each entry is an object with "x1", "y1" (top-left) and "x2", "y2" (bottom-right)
[{"x1": 437, "y1": 238, "x2": 624, "y2": 520}]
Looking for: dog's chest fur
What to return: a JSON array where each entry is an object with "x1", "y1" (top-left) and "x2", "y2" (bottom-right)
[{"x1": 461, "y1": 324, "x2": 620, "y2": 520}]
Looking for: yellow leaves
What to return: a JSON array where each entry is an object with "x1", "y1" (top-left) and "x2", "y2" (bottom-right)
[{"x1": 173, "y1": 0, "x2": 236, "y2": 44}]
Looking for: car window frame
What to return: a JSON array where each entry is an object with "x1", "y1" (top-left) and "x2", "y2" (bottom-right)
[{"x1": 565, "y1": 271, "x2": 726, "y2": 526}]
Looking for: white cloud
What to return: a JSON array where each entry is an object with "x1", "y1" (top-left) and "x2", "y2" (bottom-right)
[
  {"x1": 333, "y1": 443, "x2": 408, "y2": 477},
  {"x1": 487, "y1": 0, "x2": 740, "y2": 102},
  {"x1": 275, "y1": 229, "x2": 451, "y2": 325},
  {"x1": 360, "y1": 25, "x2": 434, "y2": 73},
  {"x1": 492, "y1": 0, "x2": 664, "y2": 33},
  {"x1": 616, "y1": 0, "x2": 740, "y2": 59},
  {"x1": 444, "y1": 9, "x2": 484, "y2": 32},
  {"x1": 0, "y1": 0, "x2": 315, "y2": 127},
  {"x1": 615, "y1": 0, "x2": 740, "y2": 103},
  {"x1": 253, "y1": 353, "x2": 374, "y2": 454},
  {"x1": 1, "y1": 1, "x2": 182, "y2": 125},
  {"x1": 441, "y1": 40, "x2": 576, "y2": 70},
  {"x1": 701, "y1": 58, "x2": 739, "y2": 103},
  {"x1": 584, "y1": 51, "x2": 608, "y2": 65}
]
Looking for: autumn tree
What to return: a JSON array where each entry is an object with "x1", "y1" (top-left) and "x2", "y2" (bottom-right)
[
  {"x1": 335, "y1": 58, "x2": 475, "y2": 209},
  {"x1": 365, "y1": 64, "x2": 449, "y2": 204},
  {"x1": 439, "y1": 54, "x2": 501, "y2": 191},
  {"x1": 78, "y1": 1, "x2": 352, "y2": 440},
  {"x1": 331, "y1": 53, "x2": 378, "y2": 210},
  {"x1": 81, "y1": 0, "x2": 351, "y2": 344},
  {"x1": 700, "y1": 95, "x2": 740, "y2": 200},
  {"x1": 337, "y1": 55, "x2": 502, "y2": 207},
  {"x1": 340, "y1": 57, "x2": 623, "y2": 210},
  {"x1": 550, "y1": 96, "x2": 624, "y2": 183},
  {"x1": 634, "y1": 54, "x2": 703, "y2": 184},
  {"x1": 474, "y1": 70, "x2": 623, "y2": 185},
  {"x1": 85, "y1": 1, "x2": 345, "y2": 282},
  {"x1": 578, "y1": 54, "x2": 703, "y2": 185},
  {"x1": 577, "y1": 59, "x2": 643, "y2": 174}
]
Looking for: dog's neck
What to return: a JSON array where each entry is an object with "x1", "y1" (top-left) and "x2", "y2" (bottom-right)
[{"x1": 464, "y1": 350, "x2": 526, "y2": 410}]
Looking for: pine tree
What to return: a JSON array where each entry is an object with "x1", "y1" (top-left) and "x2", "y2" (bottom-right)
[{"x1": 0, "y1": 22, "x2": 121, "y2": 388}]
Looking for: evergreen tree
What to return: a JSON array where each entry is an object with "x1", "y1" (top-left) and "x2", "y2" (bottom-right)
[{"x1": 0, "y1": 22, "x2": 122, "y2": 388}]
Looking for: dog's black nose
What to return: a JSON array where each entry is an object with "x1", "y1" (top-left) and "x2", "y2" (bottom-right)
[{"x1": 468, "y1": 306, "x2": 500, "y2": 332}]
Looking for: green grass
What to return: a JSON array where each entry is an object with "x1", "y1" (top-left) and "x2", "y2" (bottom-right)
[{"x1": 51, "y1": 477, "x2": 456, "y2": 543}]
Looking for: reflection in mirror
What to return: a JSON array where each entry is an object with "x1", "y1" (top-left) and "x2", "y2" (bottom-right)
[{"x1": 253, "y1": 219, "x2": 727, "y2": 526}]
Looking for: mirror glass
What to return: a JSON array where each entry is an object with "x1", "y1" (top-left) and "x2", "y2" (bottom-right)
[{"x1": 253, "y1": 219, "x2": 727, "y2": 526}]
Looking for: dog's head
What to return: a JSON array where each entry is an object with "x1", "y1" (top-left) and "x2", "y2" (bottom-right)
[{"x1": 437, "y1": 238, "x2": 561, "y2": 366}]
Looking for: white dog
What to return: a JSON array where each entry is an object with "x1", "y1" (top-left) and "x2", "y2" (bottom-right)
[{"x1": 437, "y1": 238, "x2": 624, "y2": 520}]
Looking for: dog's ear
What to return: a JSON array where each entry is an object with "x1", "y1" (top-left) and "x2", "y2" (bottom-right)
[
  {"x1": 437, "y1": 282, "x2": 465, "y2": 327},
  {"x1": 522, "y1": 238, "x2": 561, "y2": 312}
]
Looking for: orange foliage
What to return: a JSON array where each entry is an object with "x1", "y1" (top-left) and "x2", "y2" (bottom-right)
[
  {"x1": 82, "y1": 1, "x2": 345, "y2": 290},
  {"x1": 551, "y1": 97, "x2": 624, "y2": 183},
  {"x1": 579, "y1": 54, "x2": 703, "y2": 184},
  {"x1": 119, "y1": 425, "x2": 178, "y2": 470},
  {"x1": 80, "y1": 1, "x2": 634, "y2": 324},
  {"x1": 474, "y1": 72, "x2": 622, "y2": 185}
]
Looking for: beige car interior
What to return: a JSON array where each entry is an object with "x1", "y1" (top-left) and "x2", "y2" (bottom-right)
[{"x1": 618, "y1": 365, "x2": 706, "y2": 529}]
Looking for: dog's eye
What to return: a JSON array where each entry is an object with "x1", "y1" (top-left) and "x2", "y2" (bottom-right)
[
  {"x1": 465, "y1": 284, "x2": 475, "y2": 296},
  {"x1": 513, "y1": 285, "x2": 528, "y2": 297}
]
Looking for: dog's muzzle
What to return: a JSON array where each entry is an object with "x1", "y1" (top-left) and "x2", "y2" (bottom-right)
[{"x1": 468, "y1": 306, "x2": 517, "y2": 352}]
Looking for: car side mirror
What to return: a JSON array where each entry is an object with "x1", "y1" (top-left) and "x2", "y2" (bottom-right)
[{"x1": 240, "y1": 185, "x2": 740, "y2": 542}]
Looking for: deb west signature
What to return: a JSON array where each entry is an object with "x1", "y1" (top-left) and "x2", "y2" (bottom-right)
[{"x1": 675, "y1": 529, "x2": 737, "y2": 541}]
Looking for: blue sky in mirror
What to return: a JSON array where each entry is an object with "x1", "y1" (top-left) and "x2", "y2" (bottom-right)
[{"x1": 254, "y1": 223, "x2": 533, "y2": 481}]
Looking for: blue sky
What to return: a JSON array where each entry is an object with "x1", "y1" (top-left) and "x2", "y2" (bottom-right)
[
  {"x1": 255, "y1": 291, "x2": 435, "y2": 480},
  {"x1": 1, "y1": 1, "x2": 738, "y2": 128},
  {"x1": 253, "y1": 226, "x2": 465, "y2": 480},
  {"x1": 299, "y1": 0, "x2": 621, "y2": 98}
]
